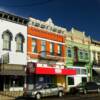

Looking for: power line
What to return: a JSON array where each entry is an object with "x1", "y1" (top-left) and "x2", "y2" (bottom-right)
[{"x1": 0, "y1": 0, "x2": 55, "y2": 7}]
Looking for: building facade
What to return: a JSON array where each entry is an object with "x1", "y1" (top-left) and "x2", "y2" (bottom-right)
[
  {"x1": 65, "y1": 28, "x2": 91, "y2": 91},
  {"x1": 27, "y1": 17, "x2": 76, "y2": 90},
  {"x1": 90, "y1": 40, "x2": 100, "y2": 83},
  {"x1": 0, "y1": 11, "x2": 28, "y2": 91}
]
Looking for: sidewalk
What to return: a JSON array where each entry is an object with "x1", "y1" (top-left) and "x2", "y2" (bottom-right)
[
  {"x1": 0, "y1": 91, "x2": 23, "y2": 100},
  {"x1": 0, "y1": 94, "x2": 14, "y2": 100}
]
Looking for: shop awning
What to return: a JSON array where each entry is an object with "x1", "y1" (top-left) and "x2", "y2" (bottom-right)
[{"x1": 34, "y1": 67, "x2": 76, "y2": 75}]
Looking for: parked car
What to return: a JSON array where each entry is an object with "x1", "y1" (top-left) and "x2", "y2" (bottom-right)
[
  {"x1": 23, "y1": 83, "x2": 65, "y2": 100},
  {"x1": 69, "y1": 81, "x2": 100, "y2": 94}
]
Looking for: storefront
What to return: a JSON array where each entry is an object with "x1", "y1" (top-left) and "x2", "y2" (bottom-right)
[
  {"x1": 66, "y1": 66, "x2": 88, "y2": 92},
  {"x1": 26, "y1": 62, "x2": 76, "y2": 90},
  {"x1": 0, "y1": 64, "x2": 26, "y2": 91}
]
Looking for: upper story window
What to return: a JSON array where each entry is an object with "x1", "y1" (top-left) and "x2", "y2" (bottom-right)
[
  {"x1": 93, "y1": 51, "x2": 96, "y2": 61},
  {"x1": 41, "y1": 40, "x2": 46, "y2": 51},
  {"x1": 41, "y1": 40, "x2": 46, "y2": 57},
  {"x1": 67, "y1": 47, "x2": 72, "y2": 58},
  {"x1": 2, "y1": 30, "x2": 13, "y2": 50},
  {"x1": 79, "y1": 50, "x2": 84, "y2": 59},
  {"x1": 32, "y1": 38, "x2": 37, "y2": 53},
  {"x1": 15, "y1": 33, "x2": 24, "y2": 52},
  {"x1": 58, "y1": 44, "x2": 62, "y2": 56},
  {"x1": 50, "y1": 42, "x2": 54, "y2": 55},
  {"x1": 85, "y1": 52, "x2": 89, "y2": 60}
]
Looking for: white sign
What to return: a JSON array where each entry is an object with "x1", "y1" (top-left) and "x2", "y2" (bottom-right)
[{"x1": 55, "y1": 68, "x2": 62, "y2": 74}]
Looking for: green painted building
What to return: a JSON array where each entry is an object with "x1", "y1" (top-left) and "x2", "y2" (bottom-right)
[{"x1": 65, "y1": 28, "x2": 91, "y2": 92}]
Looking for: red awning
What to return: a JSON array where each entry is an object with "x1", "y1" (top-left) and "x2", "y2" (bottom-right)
[{"x1": 35, "y1": 67, "x2": 76, "y2": 75}]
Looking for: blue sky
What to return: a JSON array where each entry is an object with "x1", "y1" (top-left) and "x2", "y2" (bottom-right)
[{"x1": 0, "y1": 0, "x2": 100, "y2": 41}]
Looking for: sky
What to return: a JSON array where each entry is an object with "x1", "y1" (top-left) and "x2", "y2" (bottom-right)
[{"x1": 0, "y1": 0, "x2": 100, "y2": 41}]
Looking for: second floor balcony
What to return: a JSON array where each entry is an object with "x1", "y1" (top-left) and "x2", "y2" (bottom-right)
[{"x1": 39, "y1": 51, "x2": 65, "y2": 61}]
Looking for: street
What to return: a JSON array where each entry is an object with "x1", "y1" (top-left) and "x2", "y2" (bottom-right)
[{"x1": 15, "y1": 93, "x2": 100, "y2": 100}]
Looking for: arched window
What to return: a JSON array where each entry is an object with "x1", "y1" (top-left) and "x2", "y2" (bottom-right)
[
  {"x1": 15, "y1": 33, "x2": 24, "y2": 52},
  {"x1": 2, "y1": 30, "x2": 13, "y2": 50}
]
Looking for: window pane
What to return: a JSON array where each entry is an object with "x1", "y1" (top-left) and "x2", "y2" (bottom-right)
[
  {"x1": 68, "y1": 77, "x2": 74, "y2": 85},
  {"x1": 58, "y1": 44, "x2": 62, "y2": 56},
  {"x1": 79, "y1": 51, "x2": 83, "y2": 59},
  {"x1": 81, "y1": 69, "x2": 86, "y2": 74},
  {"x1": 3, "y1": 34, "x2": 10, "y2": 50},
  {"x1": 50, "y1": 42, "x2": 54, "y2": 55},
  {"x1": 41, "y1": 40, "x2": 46, "y2": 57},
  {"x1": 76, "y1": 68, "x2": 80, "y2": 74},
  {"x1": 16, "y1": 35, "x2": 23, "y2": 52},
  {"x1": 32, "y1": 39, "x2": 37, "y2": 53},
  {"x1": 41, "y1": 40, "x2": 46, "y2": 51},
  {"x1": 85, "y1": 52, "x2": 89, "y2": 59},
  {"x1": 67, "y1": 47, "x2": 72, "y2": 57}
]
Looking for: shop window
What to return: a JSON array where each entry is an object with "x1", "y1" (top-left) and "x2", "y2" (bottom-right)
[
  {"x1": 58, "y1": 44, "x2": 62, "y2": 56},
  {"x1": 2, "y1": 30, "x2": 13, "y2": 50},
  {"x1": 10, "y1": 76, "x2": 24, "y2": 87},
  {"x1": 81, "y1": 69, "x2": 86, "y2": 75},
  {"x1": 15, "y1": 33, "x2": 24, "y2": 52},
  {"x1": 68, "y1": 77, "x2": 74, "y2": 85},
  {"x1": 67, "y1": 47, "x2": 72, "y2": 58},
  {"x1": 76, "y1": 68, "x2": 80, "y2": 74},
  {"x1": 32, "y1": 38, "x2": 37, "y2": 53},
  {"x1": 50, "y1": 42, "x2": 54, "y2": 55}
]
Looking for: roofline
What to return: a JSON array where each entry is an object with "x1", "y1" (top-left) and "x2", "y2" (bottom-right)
[
  {"x1": 91, "y1": 39, "x2": 100, "y2": 45},
  {"x1": 0, "y1": 10, "x2": 28, "y2": 21}
]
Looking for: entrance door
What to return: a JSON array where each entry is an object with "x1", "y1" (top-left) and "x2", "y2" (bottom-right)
[
  {"x1": 0, "y1": 75, "x2": 4, "y2": 91},
  {"x1": 82, "y1": 77, "x2": 87, "y2": 83}
]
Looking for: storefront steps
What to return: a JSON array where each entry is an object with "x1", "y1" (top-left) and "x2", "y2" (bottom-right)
[{"x1": 0, "y1": 91, "x2": 23, "y2": 99}]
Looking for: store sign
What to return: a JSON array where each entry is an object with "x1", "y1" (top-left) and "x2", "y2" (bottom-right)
[{"x1": 55, "y1": 68, "x2": 62, "y2": 74}]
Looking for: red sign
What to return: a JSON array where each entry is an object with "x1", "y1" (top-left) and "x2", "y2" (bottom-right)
[{"x1": 34, "y1": 67, "x2": 76, "y2": 75}]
